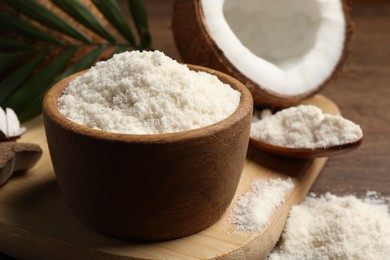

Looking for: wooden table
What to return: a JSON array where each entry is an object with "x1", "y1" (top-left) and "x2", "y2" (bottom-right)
[
  {"x1": 1, "y1": 1, "x2": 389, "y2": 259},
  {"x1": 143, "y1": 0, "x2": 390, "y2": 197},
  {"x1": 314, "y1": 2, "x2": 390, "y2": 196}
]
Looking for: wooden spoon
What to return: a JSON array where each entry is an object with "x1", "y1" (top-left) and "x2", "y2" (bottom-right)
[{"x1": 250, "y1": 137, "x2": 363, "y2": 158}]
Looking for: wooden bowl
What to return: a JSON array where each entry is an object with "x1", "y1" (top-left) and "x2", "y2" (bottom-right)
[{"x1": 42, "y1": 65, "x2": 253, "y2": 241}]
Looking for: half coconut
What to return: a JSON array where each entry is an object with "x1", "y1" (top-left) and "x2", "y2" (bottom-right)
[
  {"x1": 0, "y1": 107, "x2": 26, "y2": 141},
  {"x1": 172, "y1": 0, "x2": 354, "y2": 107}
]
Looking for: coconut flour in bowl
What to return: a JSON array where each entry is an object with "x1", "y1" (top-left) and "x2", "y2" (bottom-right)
[{"x1": 58, "y1": 50, "x2": 241, "y2": 134}]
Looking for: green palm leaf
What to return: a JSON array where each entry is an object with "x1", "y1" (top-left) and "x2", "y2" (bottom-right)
[
  {"x1": 128, "y1": 0, "x2": 151, "y2": 49},
  {"x1": 4, "y1": 48, "x2": 77, "y2": 114},
  {"x1": 18, "y1": 89, "x2": 50, "y2": 122},
  {"x1": 0, "y1": 51, "x2": 47, "y2": 104},
  {"x1": 92, "y1": 0, "x2": 135, "y2": 45},
  {"x1": 1, "y1": 0, "x2": 91, "y2": 43},
  {"x1": 0, "y1": 52, "x2": 24, "y2": 73},
  {"x1": 0, "y1": 11, "x2": 62, "y2": 44},
  {"x1": 18, "y1": 46, "x2": 106, "y2": 122},
  {"x1": 56, "y1": 45, "x2": 105, "y2": 81},
  {"x1": 51, "y1": 0, "x2": 116, "y2": 43},
  {"x1": 18, "y1": 92, "x2": 45, "y2": 123},
  {"x1": 0, "y1": 36, "x2": 36, "y2": 50},
  {"x1": 0, "y1": 0, "x2": 151, "y2": 122}
]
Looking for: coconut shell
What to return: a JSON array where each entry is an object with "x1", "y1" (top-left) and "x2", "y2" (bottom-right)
[
  {"x1": 172, "y1": 0, "x2": 354, "y2": 108},
  {"x1": 0, "y1": 142, "x2": 42, "y2": 186}
]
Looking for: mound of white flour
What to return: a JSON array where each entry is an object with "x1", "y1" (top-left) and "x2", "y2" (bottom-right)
[
  {"x1": 58, "y1": 51, "x2": 240, "y2": 134},
  {"x1": 233, "y1": 178, "x2": 294, "y2": 232},
  {"x1": 251, "y1": 105, "x2": 363, "y2": 149},
  {"x1": 268, "y1": 192, "x2": 390, "y2": 259}
]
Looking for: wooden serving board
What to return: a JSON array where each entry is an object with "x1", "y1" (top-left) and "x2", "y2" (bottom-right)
[{"x1": 0, "y1": 95, "x2": 339, "y2": 260}]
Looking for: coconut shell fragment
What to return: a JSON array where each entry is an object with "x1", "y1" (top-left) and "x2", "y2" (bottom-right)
[
  {"x1": 172, "y1": 0, "x2": 354, "y2": 107},
  {"x1": 0, "y1": 142, "x2": 42, "y2": 186}
]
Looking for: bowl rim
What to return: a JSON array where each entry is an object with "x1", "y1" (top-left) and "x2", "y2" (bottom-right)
[{"x1": 43, "y1": 64, "x2": 253, "y2": 144}]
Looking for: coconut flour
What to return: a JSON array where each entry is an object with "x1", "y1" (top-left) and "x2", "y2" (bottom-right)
[
  {"x1": 232, "y1": 178, "x2": 294, "y2": 232},
  {"x1": 268, "y1": 192, "x2": 390, "y2": 259},
  {"x1": 250, "y1": 105, "x2": 363, "y2": 149},
  {"x1": 230, "y1": 176, "x2": 390, "y2": 259},
  {"x1": 58, "y1": 51, "x2": 240, "y2": 134}
]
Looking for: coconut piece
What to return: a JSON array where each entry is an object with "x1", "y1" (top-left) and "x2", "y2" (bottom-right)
[
  {"x1": 0, "y1": 142, "x2": 42, "y2": 186},
  {"x1": 6, "y1": 108, "x2": 26, "y2": 138},
  {"x1": 0, "y1": 107, "x2": 26, "y2": 141},
  {"x1": 172, "y1": 0, "x2": 354, "y2": 107},
  {"x1": 0, "y1": 107, "x2": 7, "y2": 138},
  {"x1": 0, "y1": 142, "x2": 15, "y2": 186}
]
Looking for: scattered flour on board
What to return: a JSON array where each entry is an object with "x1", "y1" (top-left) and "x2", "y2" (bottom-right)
[
  {"x1": 232, "y1": 178, "x2": 294, "y2": 232},
  {"x1": 250, "y1": 105, "x2": 363, "y2": 149},
  {"x1": 268, "y1": 192, "x2": 390, "y2": 260},
  {"x1": 58, "y1": 50, "x2": 240, "y2": 134}
]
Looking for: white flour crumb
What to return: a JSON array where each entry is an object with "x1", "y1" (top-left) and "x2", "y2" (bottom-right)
[
  {"x1": 58, "y1": 50, "x2": 240, "y2": 134},
  {"x1": 232, "y1": 178, "x2": 294, "y2": 232},
  {"x1": 268, "y1": 192, "x2": 390, "y2": 260},
  {"x1": 250, "y1": 105, "x2": 363, "y2": 149}
]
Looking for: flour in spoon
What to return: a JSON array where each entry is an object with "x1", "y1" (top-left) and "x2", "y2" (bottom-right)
[
  {"x1": 58, "y1": 50, "x2": 240, "y2": 134},
  {"x1": 250, "y1": 105, "x2": 363, "y2": 149}
]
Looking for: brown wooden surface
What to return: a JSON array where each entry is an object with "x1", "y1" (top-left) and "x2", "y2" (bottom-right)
[
  {"x1": 141, "y1": 0, "x2": 390, "y2": 197},
  {"x1": 1, "y1": 1, "x2": 390, "y2": 259}
]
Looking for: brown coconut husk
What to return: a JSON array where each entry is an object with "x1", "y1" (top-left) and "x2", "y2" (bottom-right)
[{"x1": 172, "y1": 0, "x2": 354, "y2": 108}]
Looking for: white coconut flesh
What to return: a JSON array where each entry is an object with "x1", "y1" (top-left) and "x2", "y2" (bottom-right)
[{"x1": 200, "y1": 0, "x2": 346, "y2": 96}]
